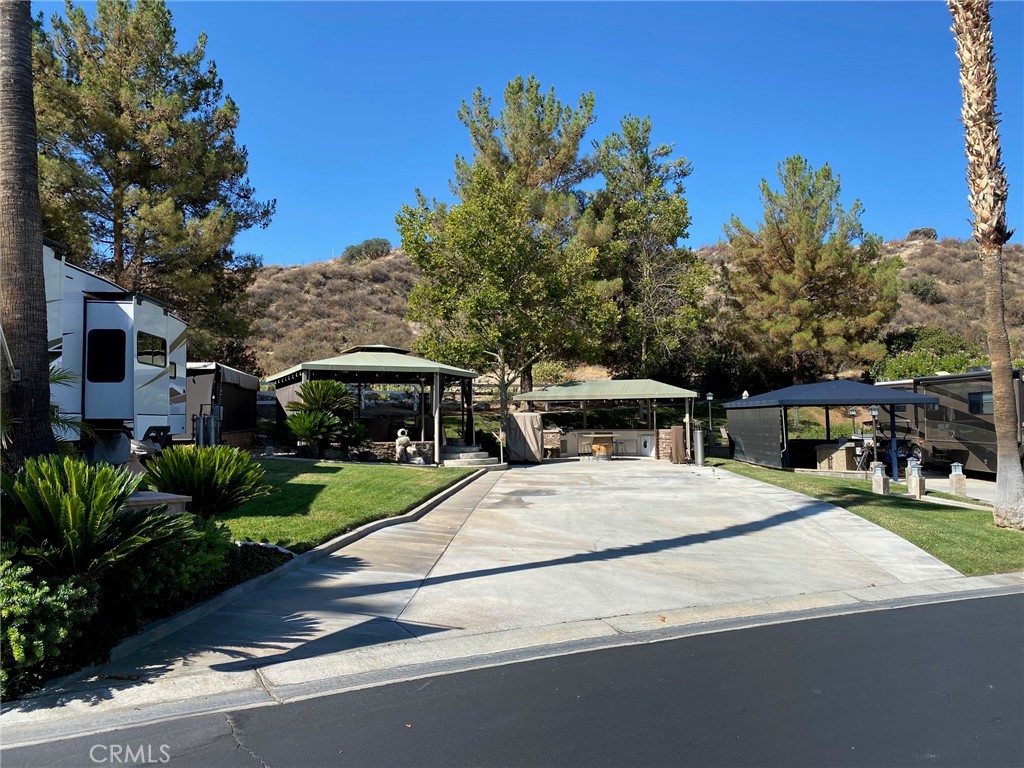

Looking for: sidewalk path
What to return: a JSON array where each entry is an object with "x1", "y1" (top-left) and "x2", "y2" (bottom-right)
[{"x1": 3, "y1": 462, "x2": 1020, "y2": 747}]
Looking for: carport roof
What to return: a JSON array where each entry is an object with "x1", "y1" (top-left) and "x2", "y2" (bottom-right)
[
  {"x1": 512, "y1": 379, "x2": 697, "y2": 402},
  {"x1": 724, "y1": 379, "x2": 938, "y2": 409},
  {"x1": 264, "y1": 345, "x2": 478, "y2": 385}
]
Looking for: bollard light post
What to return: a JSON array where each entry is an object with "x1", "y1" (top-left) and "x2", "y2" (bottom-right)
[
  {"x1": 848, "y1": 407, "x2": 857, "y2": 436},
  {"x1": 706, "y1": 392, "x2": 714, "y2": 435}
]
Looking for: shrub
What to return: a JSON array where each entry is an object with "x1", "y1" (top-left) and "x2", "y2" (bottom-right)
[
  {"x1": 907, "y1": 275, "x2": 945, "y2": 305},
  {"x1": 341, "y1": 237, "x2": 392, "y2": 262},
  {"x1": 286, "y1": 410, "x2": 342, "y2": 458},
  {"x1": 90, "y1": 516, "x2": 235, "y2": 648},
  {"x1": 476, "y1": 428, "x2": 502, "y2": 458},
  {"x1": 906, "y1": 227, "x2": 938, "y2": 241},
  {"x1": 1, "y1": 456, "x2": 199, "y2": 579},
  {"x1": 145, "y1": 445, "x2": 271, "y2": 520},
  {"x1": 338, "y1": 421, "x2": 372, "y2": 453},
  {"x1": 223, "y1": 543, "x2": 293, "y2": 585},
  {"x1": 1, "y1": 559, "x2": 96, "y2": 700}
]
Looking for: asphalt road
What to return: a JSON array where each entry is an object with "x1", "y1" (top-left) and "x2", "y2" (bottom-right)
[{"x1": 5, "y1": 594, "x2": 1021, "y2": 768}]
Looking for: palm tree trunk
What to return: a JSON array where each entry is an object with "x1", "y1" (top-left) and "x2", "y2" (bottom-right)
[
  {"x1": 950, "y1": 0, "x2": 1024, "y2": 528},
  {"x1": 0, "y1": 0, "x2": 58, "y2": 467}
]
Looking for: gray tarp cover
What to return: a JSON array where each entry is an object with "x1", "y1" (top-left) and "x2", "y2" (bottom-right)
[{"x1": 507, "y1": 412, "x2": 544, "y2": 463}]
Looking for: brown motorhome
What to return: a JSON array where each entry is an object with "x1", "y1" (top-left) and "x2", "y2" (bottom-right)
[{"x1": 876, "y1": 369, "x2": 1024, "y2": 475}]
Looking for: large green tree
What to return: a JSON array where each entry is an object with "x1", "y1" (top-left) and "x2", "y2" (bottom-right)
[
  {"x1": 1, "y1": 0, "x2": 58, "y2": 468},
  {"x1": 724, "y1": 156, "x2": 902, "y2": 384},
  {"x1": 32, "y1": 0, "x2": 274, "y2": 368},
  {"x1": 949, "y1": 0, "x2": 1023, "y2": 529},
  {"x1": 454, "y1": 75, "x2": 598, "y2": 391},
  {"x1": 398, "y1": 164, "x2": 611, "y2": 419},
  {"x1": 585, "y1": 115, "x2": 710, "y2": 379}
]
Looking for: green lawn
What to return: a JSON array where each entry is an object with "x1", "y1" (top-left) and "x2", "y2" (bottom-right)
[
  {"x1": 708, "y1": 458, "x2": 1024, "y2": 577},
  {"x1": 221, "y1": 460, "x2": 475, "y2": 553}
]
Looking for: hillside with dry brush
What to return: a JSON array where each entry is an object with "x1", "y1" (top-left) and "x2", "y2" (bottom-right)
[
  {"x1": 247, "y1": 236, "x2": 1023, "y2": 376},
  {"x1": 249, "y1": 251, "x2": 419, "y2": 376}
]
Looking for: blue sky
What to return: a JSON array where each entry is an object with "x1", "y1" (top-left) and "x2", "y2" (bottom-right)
[{"x1": 40, "y1": 1, "x2": 1024, "y2": 267}]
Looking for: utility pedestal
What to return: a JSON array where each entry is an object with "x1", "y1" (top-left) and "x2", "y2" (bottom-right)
[
  {"x1": 949, "y1": 462, "x2": 967, "y2": 497},
  {"x1": 907, "y1": 462, "x2": 925, "y2": 500},
  {"x1": 871, "y1": 462, "x2": 890, "y2": 495}
]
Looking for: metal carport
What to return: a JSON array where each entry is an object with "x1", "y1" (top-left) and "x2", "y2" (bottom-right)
[{"x1": 724, "y1": 379, "x2": 939, "y2": 480}]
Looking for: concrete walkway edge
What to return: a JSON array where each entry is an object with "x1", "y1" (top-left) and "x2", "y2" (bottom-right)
[{"x1": 107, "y1": 468, "x2": 489, "y2": 662}]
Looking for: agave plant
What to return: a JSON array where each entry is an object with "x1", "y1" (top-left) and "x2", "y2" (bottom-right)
[
  {"x1": 1, "y1": 456, "x2": 199, "y2": 580},
  {"x1": 286, "y1": 410, "x2": 342, "y2": 458},
  {"x1": 145, "y1": 445, "x2": 271, "y2": 520}
]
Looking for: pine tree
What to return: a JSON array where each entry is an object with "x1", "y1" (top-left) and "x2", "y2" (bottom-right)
[
  {"x1": 588, "y1": 115, "x2": 710, "y2": 379},
  {"x1": 33, "y1": 0, "x2": 274, "y2": 368},
  {"x1": 453, "y1": 75, "x2": 599, "y2": 392},
  {"x1": 724, "y1": 156, "x2": 902, "y2": 384}
]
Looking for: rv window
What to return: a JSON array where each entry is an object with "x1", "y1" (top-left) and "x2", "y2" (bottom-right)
[
  {"x1": 137, "y1": 331, "x2": 167, "y2": 367},
  {"x1": 968, "y1": 391, "x2": 993, "y2": 415},
  {"x1": 86, "y1": 329, "x2": 126, "y2": 383}
]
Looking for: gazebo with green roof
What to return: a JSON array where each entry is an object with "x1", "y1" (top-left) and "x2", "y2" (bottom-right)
[{"x1": 264, "y1": 345, "x2": 478, "y2": 463}]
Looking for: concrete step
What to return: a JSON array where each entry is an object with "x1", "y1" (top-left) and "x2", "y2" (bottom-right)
[
  {"x1": 442, "y1": 457, "x2": 502, "y2": 468},
  {"x1": 442, "y1": 444, "x2": 482, "y2": 453},
  {"x1": 441, "y1": 450, "x2": 490, "y2": 460}
]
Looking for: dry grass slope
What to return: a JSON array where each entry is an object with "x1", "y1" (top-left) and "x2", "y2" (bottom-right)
[
  {"x1": 881, "y1": 237, "x2": 1023, "y2": 355},
  {"x1": 249, "y1": 251, "x2": 420, "y2": 375},
  {"x1": 247, "y1": 237, "x2": 1023, "y2": 377}
]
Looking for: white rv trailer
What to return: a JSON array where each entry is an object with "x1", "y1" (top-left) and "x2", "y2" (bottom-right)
[{"x1": 43, "y1": 240, "x2": 187, "y2": 444}]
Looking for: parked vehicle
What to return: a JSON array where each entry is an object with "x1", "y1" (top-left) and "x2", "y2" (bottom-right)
[
  {"x1": 43, "y1": 240, "x2": 186, "y2": 452},
  {"x1": 875, "y1": 368, "x2": 1023, "y2": 475}
]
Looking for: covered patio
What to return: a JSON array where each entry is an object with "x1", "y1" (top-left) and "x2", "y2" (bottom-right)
[
  {"x1": 264, "y1": 345, "x2": 478, "y2": 463},
  {"x1": 724, "y1": 379, "x2": 939, "y2": 480},
  {"x1": 512, "y1": 379, "x2": 698, "y2": 460}
]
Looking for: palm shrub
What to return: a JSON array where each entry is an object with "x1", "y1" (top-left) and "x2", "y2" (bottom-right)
[
  {"x1": 145, "y1": 445, "x2": 271, "y2": 520},
  {"x1": 338, "y1": 421, "x2": 372, "y2": 453},
  {"x1": 286, "y1": 410, "x2": 342, "y2": 458},
  {"x1": 288, "y1": 380, "x2": 357, "y2": 418},
  {"x1": 1, "y1": 559, "x2": 97, "y2": 699},
  {"x1": 1, "y1": 456, "x2": 199, "y2": 580}
]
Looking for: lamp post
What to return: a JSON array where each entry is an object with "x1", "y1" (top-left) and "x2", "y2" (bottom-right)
[
  {"x1": 706, "y1": 392, "x2": 714, "y2": 435},
  {"x1": 848, "y1": 407, "x2": 857, "y2": 437},
  {"x1": 869, "y1": 406, "x2": 879, "y2": 464}
]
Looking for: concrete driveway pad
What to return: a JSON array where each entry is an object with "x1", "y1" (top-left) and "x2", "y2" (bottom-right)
[{"x1": 8, "y1": 460, "x2": 998, "y2": 745}]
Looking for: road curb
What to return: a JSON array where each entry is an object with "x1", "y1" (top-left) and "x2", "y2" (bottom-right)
[
  {"x1": 106, "y1": 468, "x2": 488, "y2": 662},
  {"x1": 3, "y1": 577, "x2": 1020, "y2": 749}
]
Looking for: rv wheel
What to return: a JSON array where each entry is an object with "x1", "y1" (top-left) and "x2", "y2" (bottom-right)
[{"x1": 910, "y1": 444, "x2": 924, "y2": 465}]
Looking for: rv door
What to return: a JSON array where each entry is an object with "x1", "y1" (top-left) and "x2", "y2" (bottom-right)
[{"x1": 84, "y1": 300, "x2": 133, "y2": 420}]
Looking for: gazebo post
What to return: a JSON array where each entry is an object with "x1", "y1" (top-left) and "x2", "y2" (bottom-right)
[
  {"x1": 433, "y1": 372, "x2": 442, "y2": 464},
  {"x1": 685, "y1": 399, "x2": 692, "y2": 460},
  {"x1": 653, "y1": 402, "x2": 658, "y2": 458},
  {"x1": 465, "y1": 379, "x2": 475, "y2": 446},
  {"x1": 581, "y1": 401, "x2": 587, "y2": 429},
  {"x1": 889, "y1": 408, "x2": 899, "y2": 482},
  {"x1": 420, "y1": 379, "x2": 426, "y2": 442},
  {"x1": 459, "y1": 380, "x2": 466, "y2": 441},
  {"x1": 824, "y1": 407, "x2": 831, "y2": 440}
]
